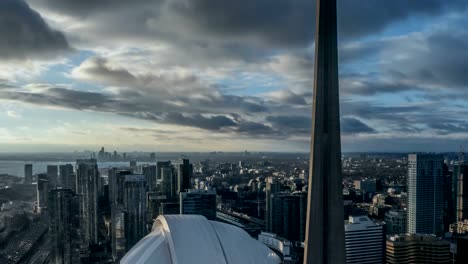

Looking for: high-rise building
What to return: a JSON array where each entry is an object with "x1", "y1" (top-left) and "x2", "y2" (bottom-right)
[
  {"x1": 59, "y1": 164, "x2": 75, "y2": 191},
  {"x1": 37, "y1": 173, "x2": 48, "y2": 213},
  {"x1": 453, "y1": 152, "x2": 468, "y2": 221},
  {"x1": 180, "y1": 189, "x2": 216, "y2": 220},
  {"x1": 108, "y1": 169, "x2": 132, "y2": 206},
  {"x1": 386, "y1": 234, "x2": 450, "y2": 264},
  {"x1": 142, "y1": 165, "x2": 157, "y2": 192},
  {"x1": 49, "y1": 188, "x2": 80, "y2": 264},
  {"x1": 158, "y1": 166, "x2": 177, "y2": 200},
  {"x1": 111, "y1": 204, "x2": 126, "y2": 262},
  {"x1": 156, "y1": 161, "x2": 171, "y2": 181},
  {"x1": 265, "y1": 177, "x2": 281, "y2": 232},
  {"x1": 24, "y1": 164, "x2": 33, "y2": 184},
  {"x1": 177, "y1": 159, "x2": 192, "y2": 193},
  {"x1": 271, "y1": 192, "x2": 307, "y2": 242},
  {"x1": 344, "y1": 215, "x2": 385, "y2": 264},
  {"x1": 146, "y1": 191, "x2": 167, "y2": 227},
  {"x1": 123, "y1": 174, "x2": 147, "y2": 250},
  {"x1": 76, "y1": 159, "x2": 100, "y2": 257},
  {"x1": 47, "y1": 165, "x2": 59, "y2": 188},
  {"x1": 407, "y1": 154, "x2": 444, "y2": 235},
  {"x1": 304, "y1": 0, "x2": 345, "y2": 262},
  {"x1": 385, "y1": 210, "x2": 407, "y2": 235}
]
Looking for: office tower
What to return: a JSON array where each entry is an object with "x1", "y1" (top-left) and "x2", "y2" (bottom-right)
[
  {"x1": 142, "y1": 165, "x2": 157, "y2": 192},
  {"x1": 123, "y1": 175, "x2": 147, "y2": 250},
  {"x1": 150, "y1": 152, "x2": 156, "y2": 161},
  {"x1": 59, "y1": 164, "x2": 75, "y2": 191},
  {"x1": 344, "y1": 215, "x2": 385, "y2": 264},
  {"x1": 49, "y1": 188, "x2": 80, "y2": 264},
  {"x1": 37, "y1": 173, "x2": 48, "y2": 213},
  {"x1": 24, "y1": 164, "x2": 33, "y2": 184},
  {"x1": 443, "y1": 163, "x2": 454, "y2": 231},
  {"x1": 146, "y1": 192, "x2": 166, "y2": 227},
  {"x1": 386, "y1": 234, "x2": 450, "y2": 264},
  {"x1": 159, "y1": 166, "x2": 177, "y2": 200},
  {"x1": 108, "y1": 169, "x2": 132, "y2": 205},
  {"x1": 179, "y1": 189, "x2": 216, "y2": 220},
  {"x1": 408, "y1": 154, "x2": 444, "y2": 235},
  {"x1": 265, "y1": 177, "x2": 281, "y2": 232},
  {"x1": 385, "y1": 210, "x2": 407, "y2": 235},
  {"x1": 304, "y1": 0, "x2": 345, "y2": 262},
  {"x1": 129, "y1": 160, "x2": 137, "y2": 168},
  {"x1": 156, "y1": 161, "x2": 171, "y2": 180},
  {"x1": 111, "y1": 204, "x2": 126, "y2": 261},
  {"x1": 177, "y1": 159, "x2": 192, "y2": 193},
  {"x1": 76, "y1": 159, "x2": 100, "y2": 257},
  {"x1": 271, "y1": 192, "x2": 307, "y2": 242},
  {"x1": 48, "y1": 165, "x2": 59, "y2": 188},
  {"x1": 454, "y1": 151, "x2": 468, "y2": 221}
]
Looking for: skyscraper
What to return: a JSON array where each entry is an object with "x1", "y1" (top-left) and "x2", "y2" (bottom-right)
[
  {"x1": 49, "y1": 188, "x2": 80, "y2": 264},
  {"x1": 123, "y1": 174, "x2": 147, "y2": 251},
  {"x1": 108, "y1": 168, "x2": 132, "y2": 205},
  {"x1": 180, "y1": 189, "x2": 216, "y2": 220},
  {"x1": 177, "y1": 159, "x2": 192, "y2": 193},
  {"x1": 271, "y1": 192, "x2": 307, "y2": 243},
  {"x1": 142, "y1": 165, "x2": 157, "y2": 192},
  {"x1": 76, "y1": 159, "x2": 100, "y2": 258},
  {"x1": 37, "y1": 173, "x2": 48, "y2": 213},
  {"x1": 24, "y1": 164, "x2": 32, "y2": 184},
  {"x1": 265, "y1": 177, "x2": 281, "y2": 232},
  {"x1": 344, "y1": 215, "x2": 385, "y2": 264},
  {"x1": 454, "y1": 151, "x2": 468, "y2": 221},
  {"x1": 47, "y1": 165, "x2": 59, "y2": 188},
  {"x1": 407, "y1": 154, "x2": 444, "y2": 236},
  {"x1": 59, "y1": 164, "x2": 75, "y2": 191},
  {"x1": 304, "y1": 0, "x2": 345, "y2": 262}
]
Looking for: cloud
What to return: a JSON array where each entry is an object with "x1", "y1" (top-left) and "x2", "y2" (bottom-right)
[
  {"x1": 0, "y1": 0, "x2": 71, "y2": 60},
  {"x1": 341, "y1": 117, "x2": 376, "y2": 134}
]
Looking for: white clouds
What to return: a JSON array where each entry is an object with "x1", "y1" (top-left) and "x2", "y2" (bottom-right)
[{"x1": 6, "y1": 111, "x2": 21, "y2": 119}]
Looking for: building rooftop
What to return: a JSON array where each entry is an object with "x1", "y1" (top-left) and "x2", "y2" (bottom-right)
[{"x1": 121, "y1": 215, "x2": 281, "y2": 264}]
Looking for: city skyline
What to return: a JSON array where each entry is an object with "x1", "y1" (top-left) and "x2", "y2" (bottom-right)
[{"x1": 1, "y1": 0, "x2": 468, "y2": 153}]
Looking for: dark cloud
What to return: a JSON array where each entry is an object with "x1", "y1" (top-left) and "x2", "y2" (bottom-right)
[
  {"x1": 29, "y1": 0, "x2": 468, "y2": 49},
  {"x1": 341, "y1": 117, "x2": 376, "y2": 134},
  {"x1": 164, "y1": 113, "x2": 236, "y2": 130},
  {"x1": 0, "y1": 0, "x2": 70, "y2": 60}
]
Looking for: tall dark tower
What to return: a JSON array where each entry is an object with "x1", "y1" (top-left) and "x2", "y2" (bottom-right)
[{"x1": 304, "y1": 0, "x2": 345, "y2": 263}]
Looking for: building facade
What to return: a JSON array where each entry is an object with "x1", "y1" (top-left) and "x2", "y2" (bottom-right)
[
  {"x1": 385, "y1": 210, "x2": 407, "y2": 235},
  {"x1": 386, "y1": 234, "x2": 450, "y2": 264},
  {"x1": 37, "y1": 173, "x2": 48, "y2": 213},
  {"x1": 407, "y1": 154, "x2": 444, "y2": 235},
  {"x1": 24, "y1": 164, "x2": 32, "y2": 184},
  {"x1": 180, "y1": 189, "x2": 216, "y2": 220},
  {"x1": 271, "y1": 192, "x2": 307, "y2": 242},
  {"x1": 76, "y1": 159, "x2": 100, "y2": 257},
  {"x1": 123, "y1": 174, "x2": 147, "y2": 250},
  {"x1": 345, "y1": 215, "x2": 385, "y2": 264},
  {"x1": 49, "y1": 189, "x2": 80, "y2": 264}
]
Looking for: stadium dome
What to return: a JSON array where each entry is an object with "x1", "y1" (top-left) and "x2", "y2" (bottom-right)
[{"x1": 121, "y1": 214, "x2": 281, "y2": 264}]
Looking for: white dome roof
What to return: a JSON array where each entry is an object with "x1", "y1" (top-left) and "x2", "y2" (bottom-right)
[{"x1": 121, "y1": 215, "x2": 281, "y2": 264}]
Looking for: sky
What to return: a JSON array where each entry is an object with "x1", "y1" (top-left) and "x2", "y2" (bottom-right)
[{"x1": 0, "y1": 0, "x2": 467, "y2": 153}]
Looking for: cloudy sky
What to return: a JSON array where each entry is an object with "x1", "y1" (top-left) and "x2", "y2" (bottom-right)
[{"x1": 0, "y1": 0, "x2": 467, "y2": 152}]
